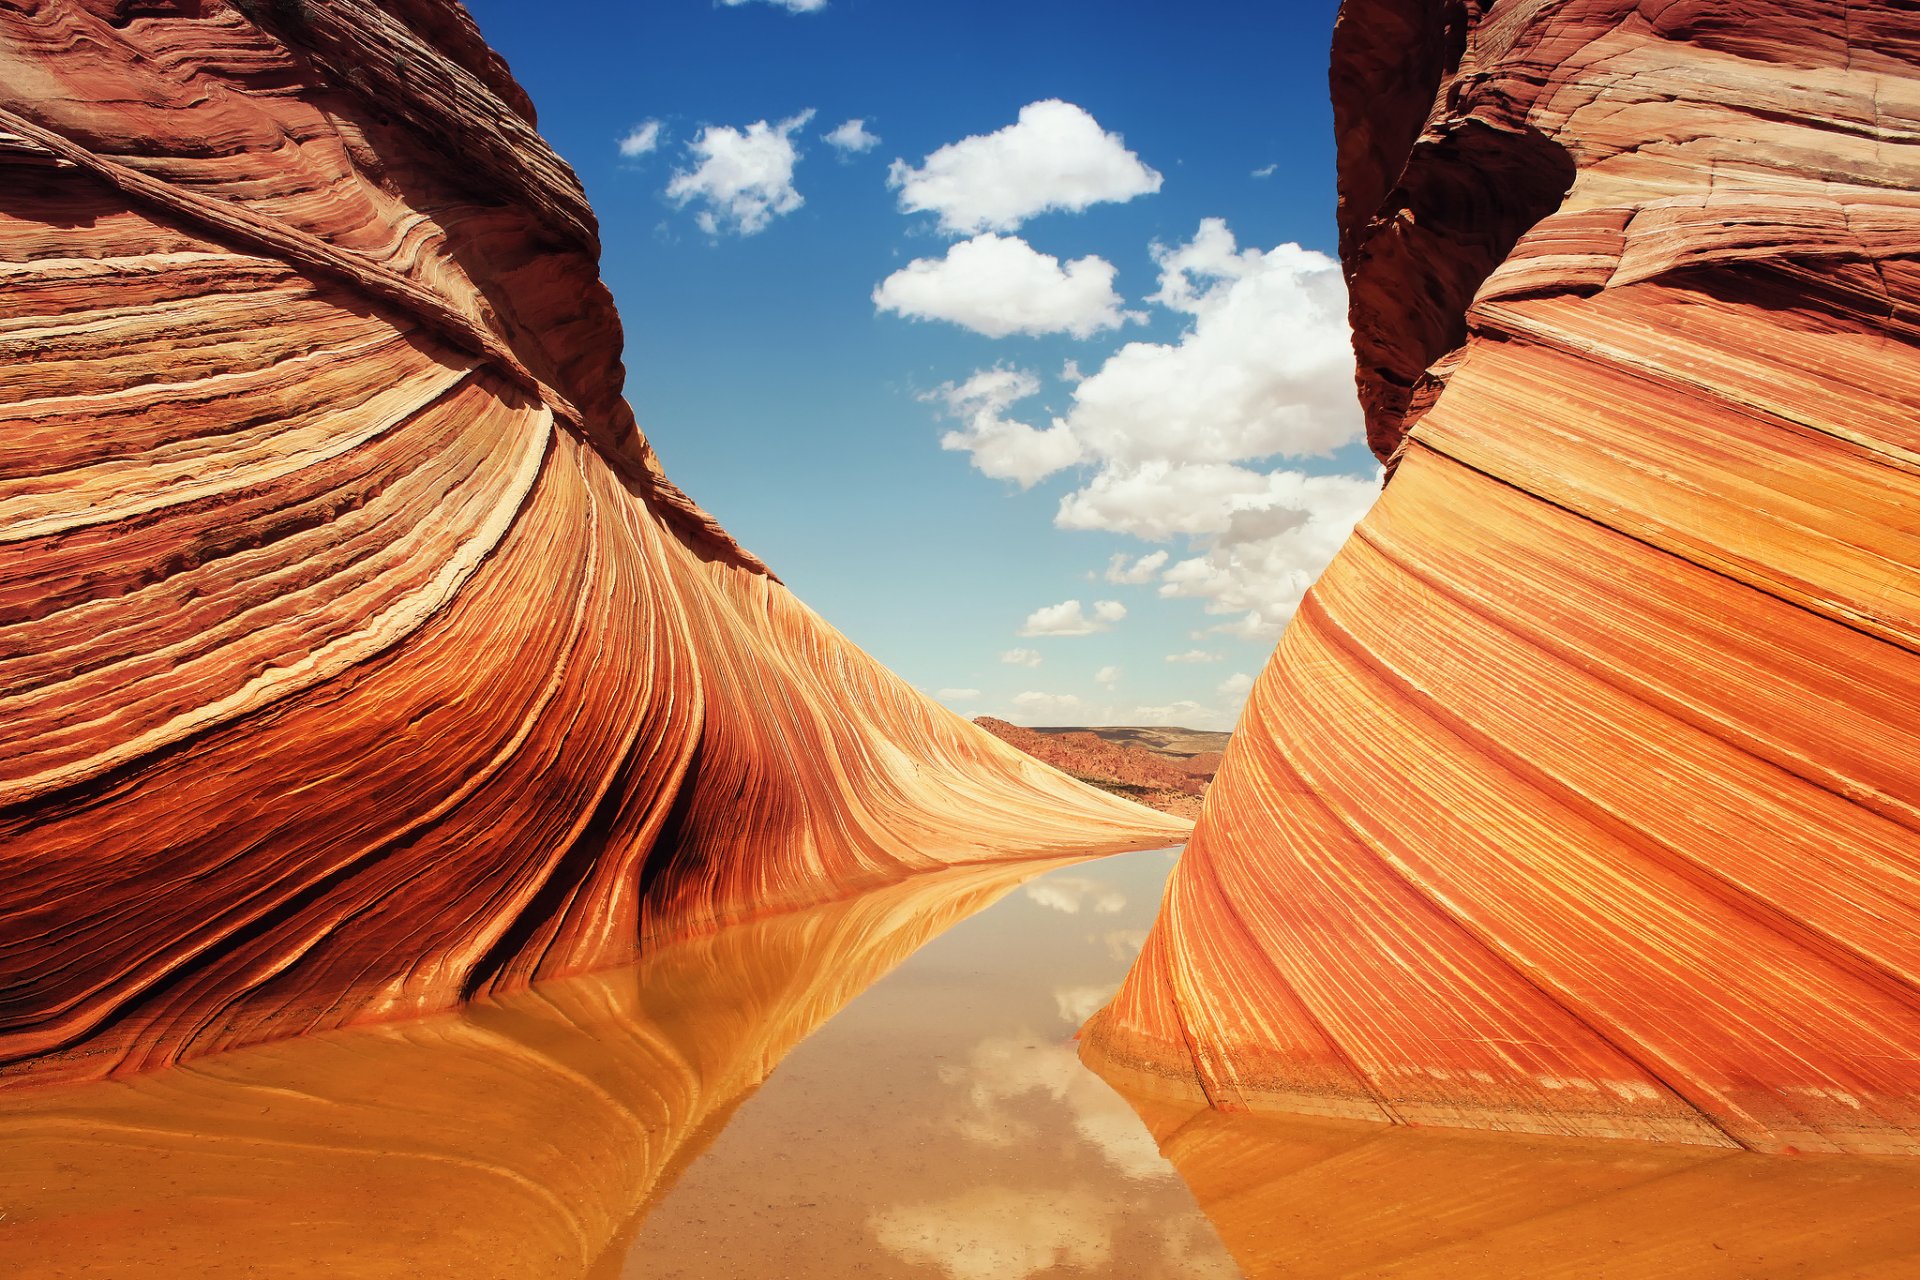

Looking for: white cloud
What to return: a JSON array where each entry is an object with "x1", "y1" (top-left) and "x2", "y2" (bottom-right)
[
  {"x1": 1127, "y1": 700, "x2": 1226, "y2": 730},
  {"x1": 1104, "y1": 550, "x2": 1167, "y2": 584},
  {"x1": 720, "y1": 0, "x2": 825, "y2": 11},
  {"x1": 1025, "y1": 877, "x2": 1125, "y2": 916},
  {"x1": 1011, "y1": 690, "x2": 1083, "y2": 720},
  {"x1": 824, "y1": 117, "x2": 879, "y2": 155},
  {"x1": 888, "y1": 99, "x2": 1162, "y2": 234},
  {"x1": 1094, "y1": 665, "x2": 1121, "y2": 688},
  {"x1": 938, "y1": 687, "x2": 982, "y2": 701},
  {"x1": 1000, "y1": 647, "x2": 1043, "y2": 668},
  {"x1": 872, "y1": 1186, "x2": 1115, "y2": 1280},
  {"x1": 1217, "y1": 672, "x2": 1255, "y2": 697},
  {"x1": 875, "y1": 234, "x2": 1139, "y2": 339},
  {"x1": 1251, "y1": 162, "x2": 1277, "y2": 178},
  {"x1": 938, "y1": 219, "x2": 1379, "y2": 640},
  {"x1": 1019, "y1": 599, "x2": 1125, "y2": 637},
  {"x1": 1165, "y1": 649, "x2": 1221, "y2": 664},
  {"x1": 666, "y1": 109, "x2": 814, "y2": 235},
  {"x1": 618, "y1": 119, "x2": 662, "y2": 158},
  {"x1": 926, "y1": 368, "x2": 1080, "y2": 490}
]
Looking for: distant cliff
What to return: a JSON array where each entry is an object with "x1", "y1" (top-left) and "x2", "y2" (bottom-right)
[
  {"x1": 1084, "y1": 0, "x2": 1920, "y2": 1155},
  {"x1": 973, "y1": 718, "x2": 1219, "y2": 818},
  {"x1": 0, "y1": 0, "x2": 1184, "y2": 1086}
]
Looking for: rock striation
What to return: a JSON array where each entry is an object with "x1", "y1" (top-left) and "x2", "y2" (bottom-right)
[
  {"x1": 1085, "y1": 0, "x2": 1920, "y2": 1154},
  {"x1": 0, "y1": 0, "x2": 1185, "y2": 1087}
]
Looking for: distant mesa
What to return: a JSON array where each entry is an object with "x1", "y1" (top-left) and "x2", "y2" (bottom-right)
[
  {"x1": 0, "y1": 0, "x2": 1184, "y2": 1087},
  {"x1": 1084, "y1": 0, "x2": 1920, "y2": 1155},
  {"x1": 973, "y1": 719, "x2": 1229, "y2": 819}
]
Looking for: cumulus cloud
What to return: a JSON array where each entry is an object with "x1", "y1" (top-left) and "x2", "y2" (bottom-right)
[
  {"x1": 937, "y1": 219, "x2": 1380, "y2": 640},
  {"x1": 938, "y1": 687, "x2": 982, "y2": 701},
  {"x1": 1127, "y1": 699, "x2": 1226, "y2": 729},
  {"x1": 1019, "y1": 599, "x2": 1125, "y2": 637},
  {"x1": 1000, "y1": 647, "x2": 1044, "y2": 667},
  {"x1": 618, "y1": 119, "x2": 662, "y2": 158},
  {"x1": 872, "y1": 1186, "x2": 1115, "y2": 1280},
  {"x1": 1251, "y1": 162, "x2": 1277, "y2": 178},
  {"x1": 720, "y1": 0, "x2": 825, "y2": 11},
  {"x1": 925, "y1": 368, "x2": 1081, "y2": 490},
  {"x1": 1217, "y1": 672, "x2": 1255, "y2": 697},
  {"x1": 1104, "y1": 550, "x2": 1168, "y2": 584},
  {"x1": 824, "y1": 117, "x2": 879, "y2": 155},
  {"x1": 1025, "y1": 876, "x2": 1125, "y2": 916},
  {"x1": 1165, "y1": 649, "x2": 1221, "y2": 664},
  {"x1": 888, "y1": 99, "x2": 1162, "y2": 234},
  {"x1": 1011, "y1": 690, "x2": 1084, "y2": 720},
  {"x1": 1094, "y1": 664, "x2": 1121, "y2": 688},
  {"x1": 876, "y1": 234, "x2": 1139, "y2": 339},
  {"x1": 666, "y1": 110, "x2": 814, "y2": 235}
]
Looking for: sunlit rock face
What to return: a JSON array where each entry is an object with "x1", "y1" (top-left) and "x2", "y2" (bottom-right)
[
  {"x1": 0, "y1": 0, "x2": 1185, "y2": 1087},
  {"x1": 1084, "y1": 0, "x2": 1920, "y2": 1154}
]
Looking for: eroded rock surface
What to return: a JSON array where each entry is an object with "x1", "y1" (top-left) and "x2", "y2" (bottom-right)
[
  {"x1": 1084, "y1": 0, "x2": 1920, "y2": 1154},
  {"x1": 0, "y1": 0, "x2": 1185, "y2": 1086}
]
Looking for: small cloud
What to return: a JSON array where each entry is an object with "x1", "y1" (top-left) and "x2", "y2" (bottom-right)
[
  {"x1": 1128, "y1": 699, "x2": 1226, "y2": 729},
  {"x1": 823, "y1": 117, "x2": 880, "y2": 155},
  {"x1": 1060, "y1": 359, "x2": 1084, "y2": 384},
  {"x1": 618, "y1": 119, "x2": 663, "y2": 158},
  {"x1": 1166, "y1": 649, "x2": 1222, "y2": 664},
  {"x1": 1025, "y1": 876, "x2": 1125, "y2": 915},
  {"x1": 666, "y1": 109, "x2": 815, "y2": 236},
  {"x1": 1000, "y1": 647, "x2": 1044, "y2": 668},
  {"x1": 888, "y1": 99, "x2": 1162, "y2": 234},
  {"x1": 926, "y1": 367, "x2": 1082, "y2": 490},
  {"x1": 875, "y1": 233, "x2": 1140, "y2": 339},
  {"x1": 938, "y1": 687, "x2": 983, "y2": 701},
  {"x1": 1104, "y1": 550, "x2": 1168, "y2": 585},
  {"x1": 1251, "y1": 162, "x2": 1277, "y2": 178},
  {"x1": 1012, "y1": 690, "x2": 1085, "y2": 720},
  {"x1": 1217, "y1": 672, "x2": 1254, "y2": 696},
  {"x1": 1094, "y1": 665, "x2": 1121, "y2": 688},
  {"x1": 1020, "y1": 599, "x2": 1126, "y2": 637},
  {"x1": 720, "y1": 0, "x2": 825, "y2": 10}
]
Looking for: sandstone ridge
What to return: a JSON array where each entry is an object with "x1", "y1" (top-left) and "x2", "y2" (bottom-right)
[
  {"x1": 0, "y1": 0, "x2": 1186, "y2": 1086},
  {"x1": 1084, "y1": 0, "x2": 1920, "y2": 1155}
]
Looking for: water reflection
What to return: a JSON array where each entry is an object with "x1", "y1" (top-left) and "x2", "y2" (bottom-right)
[
  {"x1": 0, "y1": 854, "x2": 1123, "y2": 1278},
  {"x1": 621, "y1": 847, "x2": 1236, "y2": 1279},
  {"x1": 1101, "y1": 1053, "x2": 1920, "y2": 1278}
]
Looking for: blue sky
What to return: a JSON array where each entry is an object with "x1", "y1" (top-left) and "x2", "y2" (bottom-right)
[{"x1": 462, "y1": 0, "x2": 1375, "y2": 730}]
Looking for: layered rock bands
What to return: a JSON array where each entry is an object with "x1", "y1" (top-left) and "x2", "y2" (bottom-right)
[
  {"x1": 0, "y1": 0, "x2": 1185, "y2": 1087},
  {"x1": 1085, "y1": 0, "x2": 1920, "y2": 1154}
]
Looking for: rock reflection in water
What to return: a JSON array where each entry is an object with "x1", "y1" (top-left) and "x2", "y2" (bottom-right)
[
  {"x1": 0, "y1": 854, "x2": 1116, "y2": 1278},
  {"x1": 1099, "y1": 1088, "x2": 1920, "y2": 1278},
  {"x1": 621, "y1": 846, "x2": 1238, "y2": 1279}
]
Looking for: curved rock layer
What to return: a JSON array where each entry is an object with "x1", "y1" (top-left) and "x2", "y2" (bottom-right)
[
  {"x1": 0, "y1": 0, "x2": 1186, "y2": 1086},
  {"x1": 1085, "y1": 0, "x2": 1920, "y2": 1154},
  {"x1": 0, "y1": 857, "x2": 1065, "y2": 1278}
]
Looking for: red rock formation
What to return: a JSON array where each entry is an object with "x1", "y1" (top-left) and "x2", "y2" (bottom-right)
[
  {"x1": 1085, "y1": 0, "x2": 1920, "y2": 1154},
  {"x1": 973, "y1": 717, "x2": 1212, "y2": 817},
  {"x1": 0, "y1": 0, "x2": 1185, "y2": 1087}
]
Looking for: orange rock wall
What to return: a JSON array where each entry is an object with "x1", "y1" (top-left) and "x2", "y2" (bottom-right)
[
  {"x1": 0, "y1": 0, "x2": 1185, "y2": 1086},
  {"x1": 1084, "y1": 0, "x2": 1920, "y2": 1154}
]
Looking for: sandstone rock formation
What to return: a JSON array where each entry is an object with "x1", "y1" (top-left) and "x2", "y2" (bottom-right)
[
  {"x1": 1085, "y1": 0, "x2": 1920, "y2": 1154},
  {"x1": 0, "y1": 0, "x2": 1185, "y2": 1087}
]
